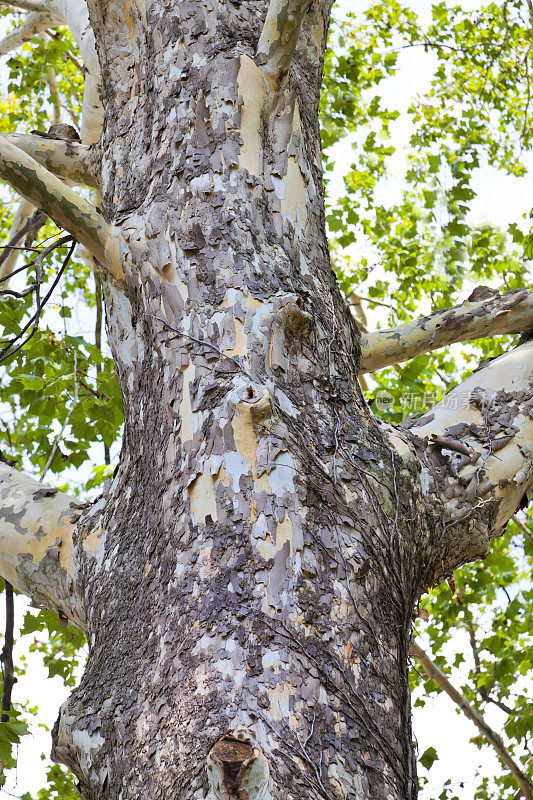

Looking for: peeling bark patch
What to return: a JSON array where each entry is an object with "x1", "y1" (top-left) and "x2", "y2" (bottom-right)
[{"x1": 188, "y1": 470, "x2": 219, "y2": 524}]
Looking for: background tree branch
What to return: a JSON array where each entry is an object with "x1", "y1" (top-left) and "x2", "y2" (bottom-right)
[
  {"x1": 0, "y1": 137, "x2": 110, "y2": 265},
  {"x1": 0, "y1": 9, "x2": 60, "y2": 56},
  {"x1": 413, "y1": 641, "x2": 533, "y2": 800},
  {"x1": 0, "y1": 198, "x2": 34, "y2": 281},
  {"x1": 360, "y1": 288, "x2": 533, "y2": 373}
]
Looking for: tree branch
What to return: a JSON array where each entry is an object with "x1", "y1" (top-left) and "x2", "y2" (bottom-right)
[
  {"x1": 0, "y1": 462, "x2": 86, "y2": 629},
  {"x1": 1, "y1": 133, "x2": 100, "y2": 188},
  {"x1": 0, "y1": 206, "x2": 46, "y2": 285},
  {"x1": 0, "y1": 9, "x2": 60, "y2": 56},
  {"x1": 0, "y1": 137, "x2": 110, "y2": 266},
  {"x1": 51, "y1": 0, "x2": 99, "y2": 78},
  {"x1": 79, "y1": 73, "x2": 104, "y2": 145},
  {"x1": 360, "y1": 288, "x2": 533, "y2": 373},
  {"x1": 511, "y1": 513, "x2": 533, "y2": 545},
  {"x1": 257, "y1": 0, "x2": 313, "y2": 94},
  {"x1": 0, "y1": 0, "x2": 103, "y2": 144},
  {"x1": 0, "y1": 198, "x2": 34, "y2": 281},
  {"x1": 405, "y1": 339, "x2": 533, "y2": 549},
  {"x1": 0, "y1": 582, "x2": 15, "y2": 722},
  {"x1": 412, "y1": 641, "x2": 533, "y2": 800},
  {"x1": 0, "y1": 0, "x2": 47, "y2": 12}
]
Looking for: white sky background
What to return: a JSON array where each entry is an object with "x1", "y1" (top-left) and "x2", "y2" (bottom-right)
[{"x1": 0, "y1": 0, "x2": 531, "y2": 797}]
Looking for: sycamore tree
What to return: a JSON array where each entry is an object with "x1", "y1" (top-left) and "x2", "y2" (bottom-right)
[{"x1": 0, "y1": 1, "x2": 531, "y2": 799}]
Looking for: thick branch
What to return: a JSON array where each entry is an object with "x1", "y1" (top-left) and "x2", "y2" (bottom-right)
[
  {"x1": 80, "y1": 73, "x2": 104, "y2": 145},
  {"x1": 1, "y1": 133, "x2": 100, "y2": 187},
  {"x1": 361, "y1": 288, "x2": 533, "y2": 373},
  {"x1": 257, "y1": 0, "x2": 313, "y2": 93},
  {"x1": 0, "y1": 0, "x2": 47, "y2": 11},
  {"x1": 51, "y1": 0, "x2": 99, "y2": 78},
  {"x1": 407, "y1": 340, "x2": 533, "y2": 533},
  {"x1": 0, "y1": 463, "x2": 86, "y2": 628},
  {"x1": 0, "y1": 9, "x2": 60, "y2": 55},
  {"x1": 0, "y1": 137, "x2": 110, "y2": 264},
  {"x1": 413, "y1": 642, "x2": 533, "y2": 800}
]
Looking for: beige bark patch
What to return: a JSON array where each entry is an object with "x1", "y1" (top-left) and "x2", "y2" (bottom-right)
[
  {"x1": 104, "y1": 231, "x2": 126, "y2": 281},
  {"x1": 245, "y1": 293, "x2": 262, "y2": 310},
  {"x1": 224, "y1": 317, "x2": 245, "y2": 357},
  {"x1": 255, "y1": 533, "x2": 273, "y2": 561},
  {"x1": 388, "y1": 433, "x2": 413, "y2": 459},
  {"x1": 218, "y1": 465, "x2": 230, "y2": 487},
  {"x1": 188, "y1": 471, "x2": 218, "y2": 524},
  {"x1": 237, "y1": 55, "x2": 266, "y2": 177},
  {"x1": 312, "y1": 12, "x2": 325, "y2": 48},
  {"x1": 124, "y1": 0, "x2": 136, "y2": 45},
  {"x1": 82, "y1": 526, "x2": 103, "y2": 553},
  {"x1": 232, "y1": 403, "x2": 258, "y2": 470},
  {"x1": 280, "y1": 157, "x2": 308, "y2": 226},
  {"x1": 124, "y1": 0, "x2": 146, "y2": 45},
  {"x1": 275, "y1": 512, "x2": 293, "y2": 556}
]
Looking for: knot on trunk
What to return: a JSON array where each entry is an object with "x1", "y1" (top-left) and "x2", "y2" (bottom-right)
[{"x1": 207, "y1": 730, "x2": 271, "y2": 800}]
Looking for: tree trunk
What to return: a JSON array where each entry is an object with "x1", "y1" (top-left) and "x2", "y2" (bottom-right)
[
  {"x1": 50, "y1": 2, "x2": 423, "y2": 797},
  {"x1": 1, "y1": 2, "x2": 532, "y2": 798}
]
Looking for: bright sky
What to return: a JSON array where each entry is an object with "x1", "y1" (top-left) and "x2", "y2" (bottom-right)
[{"x1": 0, "y1": 0, "x2": 531, "y2": 798}]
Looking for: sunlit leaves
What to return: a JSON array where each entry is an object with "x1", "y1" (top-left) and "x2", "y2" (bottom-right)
[{"x1": 321, "y1": 3, "x2": 533, "y2": 798}]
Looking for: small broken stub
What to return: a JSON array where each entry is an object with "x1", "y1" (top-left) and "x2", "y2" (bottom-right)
[{"x1": 207, "y1": 730, "x2": 270, "y2": 800}]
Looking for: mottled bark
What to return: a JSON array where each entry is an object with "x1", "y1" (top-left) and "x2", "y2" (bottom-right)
[
  {"x1": 0, "y1": 2, "x2": 532, "y2": 799},
  {"x1": 360, "y1": 287, "x2": 533, "y2": 373},
  {"x1": 0, "y1": 134, "x2": 100, "y2": 187},
  {"x1": 0, "y1": 137, "x2": 112, "y2": 266},
  {"x1": 0, "y1": 463, "x2": 85, "y2": 628}
]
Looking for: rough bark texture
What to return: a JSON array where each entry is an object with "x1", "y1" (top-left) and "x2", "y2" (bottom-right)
[
  {"x1": 53, "y1": 2, "x2": 424, "y2": 797},
  {"x1": 0, "y1": 2, "x2": 532, "y2": 799}
]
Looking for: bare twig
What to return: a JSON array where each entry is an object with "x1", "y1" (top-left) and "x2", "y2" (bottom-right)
[
  {"x1": 413, "y1": 641, "x2": 533, "y2": 800},
  {"x1": 0, "y1": 236, "x2": 75, "y2": 364},
  {"x1": 511, "y1": 514, "x2": 533, "y2": 545},
  {"x1": 0, "y1": 583, "x2": 16, "y2": 722},
  {"x1": 0, "y1": 209, "x2": 46, "y2": 273}
]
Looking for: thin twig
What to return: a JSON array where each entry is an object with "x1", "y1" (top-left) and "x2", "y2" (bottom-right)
[
  {"x1": 0, "y1": 583, "x2": 15, "y2": 722},
  {"x1": 148, "y1": 313, "x2": 254, "y2": 380},
  {"x1": 0, "y1": 237, "x2": 75, "y2": 364},
  {"x1": 413, "y1": 641, "x2": 533, "y2": 800},
  {"x1": 511, "y1": 514, "x2": 533, "y2": 545},
  {"x1": 0, "y1": 210, "x2": 46, "y2": 272}
]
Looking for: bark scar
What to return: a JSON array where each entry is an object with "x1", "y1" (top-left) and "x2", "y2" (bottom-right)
[{"x1": 208, "y1": 734, "x2": 257, "y2": 796}]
